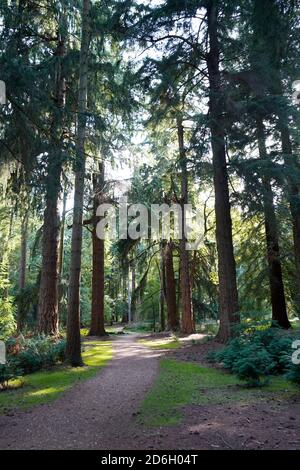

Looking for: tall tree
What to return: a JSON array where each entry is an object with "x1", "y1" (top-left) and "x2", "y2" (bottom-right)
[
  {"x1": 17, "y1": 211, "x2": 28, "y2": 332},
  {"x1": 206, "y1": 0, "x2": 239, "y2": 342},
  {"x1": 177, "y1": 114, "x2": 194, "y2": 334},
  {"x1": 37, "y1": 3, "x2": 67, "y2": 335},
  {"x1": 165, "y1": 242, "x2": 179, "y2": 331},
  {"x1": 89, "y1": 160, "x2": 107, "y2": 336},
  {"x1": 158, "y1": 243, "x2": 166, "y2": 331},
  {"x1": 256, "y1": 118, "x2": 290, "y2": 327},
  {"x1": 66, "y1": 0, "x2": 91, "y2": 365}
]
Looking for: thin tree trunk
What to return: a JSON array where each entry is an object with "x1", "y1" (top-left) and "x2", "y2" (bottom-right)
[
  {"x1": 17, "y1": 212, "x2": 28, "y2": 332},
  {"x1": 165, "y1": 242, "x2": 179, "y2": 330},
  {"x1": 37, "y1": 9, "x2": 67, "y2": 336},
  {"x1": 121, "y1": 260, "x2": 129, "y2": 323},
  {"x1": 131, "y1": 263, "x2": 136, "y2": 322},
  {"x1": 268, "y1": 0, "x2": 300, "y2": 310},
  {"x1": 159, "y1": 244, "x2": 166, "y2": 331},
  {"x1": 66, "y1": 0, "x2": 91, "y2": 365},
  {"x1": 89, "y1": 162, "x2": 107, "y2": 336},
  {"x1": 58, "y1": 185, "x2": 67, "y2": 316},
  {"x1": 256, "y1": 118, "x2": 290, "y2": 328},
  {"x1": 177, "y1": 115, "x2": 194, "y2": 334},
  {"x1": 58, "y1": 186, "x2": 67, "y2": 278},
  {"x1": 206, "y1": 0, "x2": 239, "y2": 342}
]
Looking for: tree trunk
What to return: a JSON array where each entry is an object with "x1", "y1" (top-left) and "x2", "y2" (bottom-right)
[
  {"x1": 177, "y1": 115, "x2": 195, "y2": 334},
  {"x1": 206, "y1": 0, "x2": 239, "y2": 342},
  {"x1": 89, "y1": 162, "x2": 107, "y2": 336},
  {"x1": 159, "y1": 244, "x2": 166, "y2": 331},
  {"x1": 37, "y1": 9, "x2": 67, "y2": 336},
  {"x1": 256, "y1": 119, "x2": 291, "y2": 328},
  {"x1": 165, "y1": 242, "x2": 179, "y2": 330},
  {"x1": 121, "y1": 260, "x2": 129, "y2": 323},
  {"x1": 17, "y1": 212, "x2": 28, "y2": 332},
  {"x1": 131, "y1": 263, "x2": 136, "y2": 322},
  {"x1": 66, "y1": 0, "x2": 91, "y2": 365},
  {"x1": 278, "y1": 117, "x2": 300, "y2": 308},
  {"x1": 58, "y1": 186, "x2": 67, "y2": 278},
  {"x1": 58, "y1": 186, "x2": 67, "y2": 315}
]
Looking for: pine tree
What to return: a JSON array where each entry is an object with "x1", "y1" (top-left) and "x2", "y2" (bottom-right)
[
  {"x1": 206, "y1": 0, "x2": 239, "y2": 341},
  {"x1": 66, "y1": 0, "x2": 91, "y2": 366}
]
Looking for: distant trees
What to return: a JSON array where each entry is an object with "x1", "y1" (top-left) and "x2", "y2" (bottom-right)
[{"x1": 1, "y1": 0, "x2": 300, "y2": 356}]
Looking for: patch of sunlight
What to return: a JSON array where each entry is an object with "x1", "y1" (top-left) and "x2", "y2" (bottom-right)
[
  {"x1": 0, "y1": 339, "x2": 113, "y2": 414},
  {"x1": 27, "y1": 386, "x2": 65, "y2": 397},
  {"x1": 139, "y1": 359, "x2": 299, "y2": 427},
  {"x1": 139, "y1": 338, "x2": 181, "y2": 350},
  {"x1": 80, "y1": 328, "x2": 90, "y2": 337}
]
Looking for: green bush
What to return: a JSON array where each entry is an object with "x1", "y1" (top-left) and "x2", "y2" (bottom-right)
[
  {"x1": 231, "y1": 345, "x2": 275, "y2": 386},
  {"x1": 209, "y1": 323, "x2": 299, "y2": 387},
  {"x1": 8, "y1": 336, "x2": 66, "y2": 375},
  {"x1": 286, "y1": 363, "x2": 300, "y2": 384}
]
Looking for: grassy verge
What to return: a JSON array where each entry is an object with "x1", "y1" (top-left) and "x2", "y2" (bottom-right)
[
  {"x1": 139, "y1": 338, "x2": 182, "y2": 350},
  {"x1": 0, "y1": 339, "x2": 112, "y2": 414},
  {"x1": 139, "y1": 359, "x2": 299, "y2": 427}
]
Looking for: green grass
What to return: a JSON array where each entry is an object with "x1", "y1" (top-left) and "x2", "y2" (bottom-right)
[
  {"x1": 139, "y1": 338, "x2": 181, "y2": 350},
  {"x1": 124, "y1": 323, "x2": 154, "y2": 333},
  {"x1": 139, "y1": 359, "x2": 299, "y2": 427},
  {"x1": 0, "y1": 339, "x2": 112, "y2": 414}
]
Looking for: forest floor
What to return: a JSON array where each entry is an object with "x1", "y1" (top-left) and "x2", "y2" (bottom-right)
[{"x1": 0, "y1": 332, "x2": 299, "y2": 450}]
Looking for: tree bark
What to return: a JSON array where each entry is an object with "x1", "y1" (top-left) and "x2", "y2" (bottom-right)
[
  {"x1": 177, "y1": 115, "x2": 195, "y2": 334},
  {"x1": 121, "y1": 259, "x2": 129, "y2": 323},
  {"x1": 66, "y1": 0, "x2": 91, "y2": 365},
  {"x1": 58, "y1": 185, "x2": 67, "y2": 315},
  {"x1": 17, "y1": 212, "x2": 28, "y2": 332},
  {"x1": 256, "y1": 119, "x2": 291, "y2": 328},
  {"x1": 165, "y1": 242, "x2": 179, "y2": 331},
  {"x1": 206, "y1": 0, "x2": 239, "y2": 342},
  {"x1": 278, "y1": 116, "x2": 300, "y2": 308},
  {"x1": 131, "y1": 263, "x2": 136, "y2": 323},
  {"x1": 58, "y1": 186, "x2": 67, "y2": 278},
  {"x1": 159, "y1": 244, "x2": 166, "y2": 331},
  {"x1": 37, "y1": 8, "x2": 67, "y2": 336},
  {"x1": 89, "y1": 162, "x2": 107, "y2": 336}
]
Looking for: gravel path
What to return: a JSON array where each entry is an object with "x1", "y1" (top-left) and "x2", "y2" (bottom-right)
[
  {"x1": 0, "y1": 333, "x2": 161, "y2": 450},
  {"x1": 1, "y1": 333, "x2": 299, "y2": 450}
]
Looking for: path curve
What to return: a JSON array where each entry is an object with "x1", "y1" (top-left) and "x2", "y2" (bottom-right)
[{"x1": 0, "y1": 333, "x2": 161, "y2": 450}]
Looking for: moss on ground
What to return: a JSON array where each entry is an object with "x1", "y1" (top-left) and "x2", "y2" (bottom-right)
[
  {"x1": 0, "y1": 339, "x2": 112, "y2": 413},
  {"x1": 139, "y1": 359, "x2": 299, "y2": 427}
]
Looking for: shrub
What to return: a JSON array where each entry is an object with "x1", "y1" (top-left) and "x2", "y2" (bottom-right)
[
  {"x1": 231, "y1": 345, "x2": 275, "y2": 386},
  {"x1": 286, "y1": 364, "x2": 300, "y2": 384},
  {"x1": 209, "y1": 322, "x2": 300, "y2": 387},
  {"x1": 8, "y1": 336, "x2": 66, "y2": 375}
]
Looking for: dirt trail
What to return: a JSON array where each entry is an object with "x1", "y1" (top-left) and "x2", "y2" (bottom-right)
[
  {"x1": 0, "y1": 333, "x2": 161, "y2": 450},
  {"x1": 1, "y1": 333, "x2": 299, "y2": 450}
]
